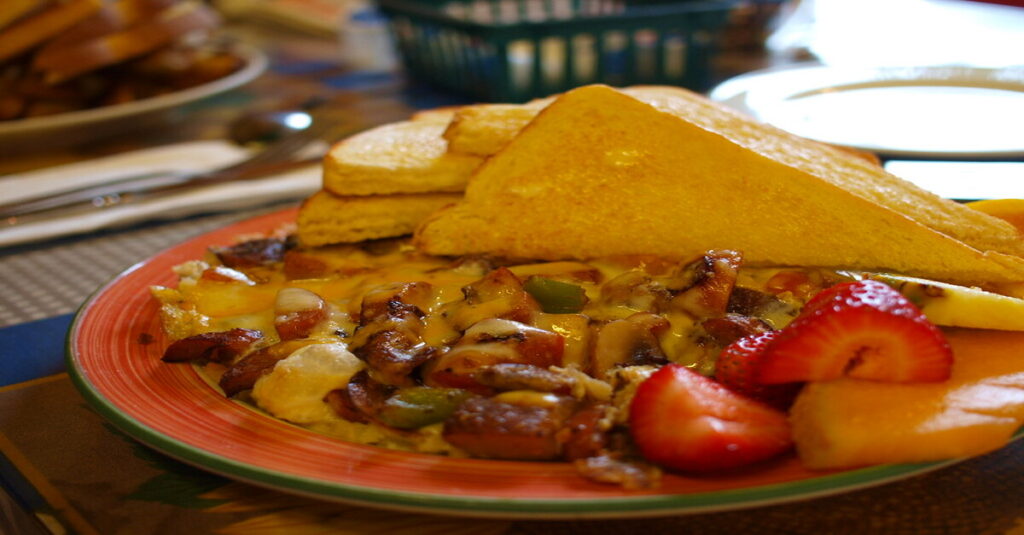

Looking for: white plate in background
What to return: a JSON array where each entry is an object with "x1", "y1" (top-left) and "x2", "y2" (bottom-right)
[
  {"x1": 709, "y1": 64, "x2": 1024, "y2": 158},
  {"x1": 882, "y1": 160, "x2": 1024, "y2": 201}
]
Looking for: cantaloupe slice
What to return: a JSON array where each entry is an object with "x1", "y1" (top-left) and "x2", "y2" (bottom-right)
[
  {"x1": 790, "y1": 329, "x2": 1024, "y2": 469},
  {"x1": 966, "y1": 199, "x2": 1024, "y2": 234}
]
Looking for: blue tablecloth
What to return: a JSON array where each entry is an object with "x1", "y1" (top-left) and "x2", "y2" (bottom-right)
[{"x1": 1, "y1": 315, "x2": 72, "y2": 388}]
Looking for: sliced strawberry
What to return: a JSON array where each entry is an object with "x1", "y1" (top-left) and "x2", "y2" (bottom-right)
[
  {"x1": 629, "y1": 364, "x2": 792, "y2": 472},
  {"x1": 757, "y1": 280, "x2": 952, "y2": 384},
  {"x1": 715, "y1": 331, "x2": 802, "y2": 409}
]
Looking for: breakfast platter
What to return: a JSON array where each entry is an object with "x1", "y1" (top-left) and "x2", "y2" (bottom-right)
[
  {"x1": 67, "y1": 207, "x2": 1023, "y2": 518},
  {"x1": 66, "y1": 84, "x2": 1024, "y2": 516}
]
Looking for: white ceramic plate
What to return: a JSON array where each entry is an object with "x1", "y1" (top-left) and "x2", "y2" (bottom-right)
[
  {"x1": 709, "y1": 64, "x2": 1024, "y2": 158},
  {"x1": 0, "y1": 43, "x2": 267, "y2": 141}
]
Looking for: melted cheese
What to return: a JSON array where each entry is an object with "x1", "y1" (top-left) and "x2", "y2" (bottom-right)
[
  {"x1": 252, "y1": 342, "x2": 364, "y2": 424},
  {"x1": 152, "y1": 241, "x2": 847, "y2": 452}
]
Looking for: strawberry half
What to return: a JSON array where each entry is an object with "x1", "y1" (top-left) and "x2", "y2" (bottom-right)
[
  {"x1": 716, "y1": 330, "x2": 802, "y2": 409},
  {"x1": 756, "y1": 280, "x2": 952, "y2": 384},
  {"x1": 629, "y1": 364, "x2": 792, "y2": 472}
]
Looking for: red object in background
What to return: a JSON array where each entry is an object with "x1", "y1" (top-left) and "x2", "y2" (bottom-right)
[{"x1": 964, "y1": 0, "x2": 1024, "y2": 7}]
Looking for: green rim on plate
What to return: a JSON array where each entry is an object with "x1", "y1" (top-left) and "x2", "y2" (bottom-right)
[{"x1": 63, "y1": 208, "x2": 1022, "y2": 518}]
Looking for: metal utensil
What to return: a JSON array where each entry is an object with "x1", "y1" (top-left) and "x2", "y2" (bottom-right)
[
  {"x1": 0, "y1": 119, "x2": 377, "y2": 230},
  {"x1": 0, "y1": 91, "x2": 416, "y2": 220},
  {"x1": 0, "y1": 113, "x2": 335, "y2": 220},
  {"x1": 1, "y1": 157, "x2": 321, "y2": 228}
]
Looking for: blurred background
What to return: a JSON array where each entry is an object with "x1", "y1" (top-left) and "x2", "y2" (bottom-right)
[
  {"x1": 218, "y1": 0, "x2": 792, "y2": 101},
  {"x1": 213, "y1": 0, "x2": 1024, "y2": 100},
  {"x1": 1, "y1": 2, "x2": 1023, "y2": 532},
  {"x1": 3, "y1": 0, "x2": 1022, "y2": 158},
  {"x1": 1, "y1": 0, "x2": 1022, "y2": 208}
]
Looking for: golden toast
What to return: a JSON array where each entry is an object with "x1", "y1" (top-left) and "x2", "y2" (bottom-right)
[
  {"x1": 302, "y1": 110, "x2": 471, "y2": 246},
  {"x1": 442, "y1": 87, "x2": 706, "y2": 157},
  {"x1": 443, "y1": 85, "x2": 1023, "y2": 259},
  {"x1": 415, "y1": 85, "x2": 1024, "y2": 285},
  {"x1": 321, "y1": 118, "x2": 483, "y2": 197},
  {"x1": 297, "y1": 190, "x2": 460, "y2": 247},
  {"x1": 442, "y1": 99, "x2": 552, "y2": 156},
  {"x1": 444, "y1": 90, "x2": 881, "y2": 166}
]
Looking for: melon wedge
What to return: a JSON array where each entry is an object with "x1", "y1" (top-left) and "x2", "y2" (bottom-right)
[
  {"x1": 790, "y1": 329, "x2": 1024, "y2": 469},
  {"x1": 966, "y1": 198, "x2": 1024, "y2": 234}
]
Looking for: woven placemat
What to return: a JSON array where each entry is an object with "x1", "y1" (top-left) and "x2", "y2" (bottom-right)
[{"x1": 0, "y1": 203, "x2": 295, "y2": 328}]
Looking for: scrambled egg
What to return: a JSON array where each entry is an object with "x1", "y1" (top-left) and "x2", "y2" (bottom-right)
[
  {"x1": 249, "y1": 341, "x2": 462, "y2": 455},
  {"x1": 251, "y1": 342, "x2": 363, "y2": 425}
]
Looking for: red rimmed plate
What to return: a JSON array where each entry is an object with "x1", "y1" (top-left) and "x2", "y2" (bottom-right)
[{"x1": 65, "y1": 208, "x2": 989, "y2": 518}]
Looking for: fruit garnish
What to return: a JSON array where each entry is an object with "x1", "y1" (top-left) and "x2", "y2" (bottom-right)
[
  {"x1": 789, "y1": 329, "x2": 1024, "y2": 469},
  {"x1": 757, "y1": 280, "x2": 953, "y2": 384},
  {"x1": 867, "y1": 273, "x2": 1024, "y2": 331},
  {"x1": 629, "y1": 364, "x2": 792, "y2": 472},
  {"x1": 715, "y1": 330, "x2": 801, "y2": 409},
  {"x1": 965, "y1": 198, "x2": 1024, "y2": 234}
]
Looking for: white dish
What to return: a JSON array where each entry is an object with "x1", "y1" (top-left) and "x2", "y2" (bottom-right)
[
  {"x1": 0, "y1": 43, "x2": 267, "y2": 144},
  {"x1": 709, "y1": 64, "x2": 1024, "y2": 158}
]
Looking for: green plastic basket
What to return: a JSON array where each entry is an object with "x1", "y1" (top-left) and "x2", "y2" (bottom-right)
[{"x1": 376, "y1": 0, "x2": 738, "y2": 102}]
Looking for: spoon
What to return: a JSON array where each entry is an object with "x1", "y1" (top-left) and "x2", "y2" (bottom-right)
[{"x1": 227, "y1": 109, "x2": 314, "y2": 146}]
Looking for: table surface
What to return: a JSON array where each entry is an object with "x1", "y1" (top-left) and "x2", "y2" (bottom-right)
[{"x1": 1, "y1": 16, "x2": 1022, "y2": 535}]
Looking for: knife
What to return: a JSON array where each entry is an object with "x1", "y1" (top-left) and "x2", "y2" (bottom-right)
[{"x1": 1, "y1": 157, "x2": 320, "y2": 227}]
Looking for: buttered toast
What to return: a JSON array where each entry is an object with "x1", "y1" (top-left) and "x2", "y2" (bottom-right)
[
  {"x1": 415, "y1": 85, "x2": 1024, "y2": 285},
  {"x1": 300, "y1": 111, "x2": 472, "y2": 246},
  {"x1": 441, "y1": 85, "x2": 1023, "y2": 260},
  {"x1": 297, "y1": 191, "x2": 460, "y2": 247},
  {"x1": 321, "y1": 117, "x2": 484, "y2": 197}
]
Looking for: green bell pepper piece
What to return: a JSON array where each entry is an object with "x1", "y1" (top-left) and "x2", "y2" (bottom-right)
[
  {"x1": 523, "y1": 276, "x2": 588, "y2": 314},
  {"x1": 376, "y1": 387, "x2": 472, "y2": 429}
]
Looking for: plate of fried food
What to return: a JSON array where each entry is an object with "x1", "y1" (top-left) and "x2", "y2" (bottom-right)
[
  {"x1": 0, "y1": 0, "x2": 266, "y2": 144},
  {"x1": 67, "y1": 84, "x2": 1024, "y2": 517}
]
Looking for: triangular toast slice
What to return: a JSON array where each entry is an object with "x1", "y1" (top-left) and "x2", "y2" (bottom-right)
[
  {"x1": 415, "y1": 85, "x2": 1024, "y2": 285},
  {"x1": 442, "y1": 85, "x2": 1024, "y2": 260}
]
